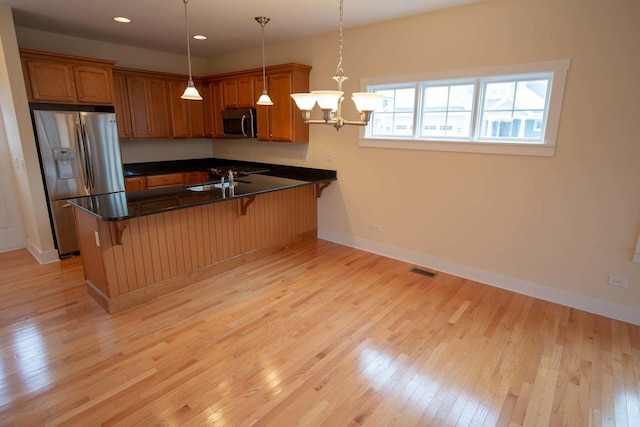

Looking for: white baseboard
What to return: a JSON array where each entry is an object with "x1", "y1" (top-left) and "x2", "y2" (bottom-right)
[
  {"x1": 318, "y1": 230, "x2": 640, "y2": 326},
  {"x1": 25, "y1": 239, "x2": 59, "y2": 264}
]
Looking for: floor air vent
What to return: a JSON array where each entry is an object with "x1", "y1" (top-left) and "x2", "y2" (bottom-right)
[{"x1": 410, "y1": 267, "x2": 436, "y2": 277}]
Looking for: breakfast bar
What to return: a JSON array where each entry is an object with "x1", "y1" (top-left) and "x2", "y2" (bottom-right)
[{"x1": 69, "y1": 164, "x2": 336, "y2": 313}]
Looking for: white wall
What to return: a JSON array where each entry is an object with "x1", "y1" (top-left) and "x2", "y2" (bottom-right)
[
  {"x1": 15, "y1": 27, "x2": 209, "y2": 76},
  {"x1": 0, "y1": 6, "x2": 57, "y2": 263},
  {"x1": 205, "y1": 0, "x2": 640, "y2": 321},
  {"x1": 120, "y1": 138, "x2": 214, "y2": 164},
  {"x1": 8, "y1": 0, "x2": 640, "y2": 322}
]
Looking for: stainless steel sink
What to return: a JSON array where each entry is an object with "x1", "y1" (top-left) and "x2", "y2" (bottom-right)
[
  {"x1": 185, "y1": 182, "x2": 238, "y2": 191},
  {"x1": 185, "y1": 184, "x2": 215, "y2": 192}
]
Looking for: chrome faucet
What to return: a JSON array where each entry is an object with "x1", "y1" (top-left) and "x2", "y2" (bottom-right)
[{"x1": 228, "y1": 170, "x2": 235, "y2": 196}]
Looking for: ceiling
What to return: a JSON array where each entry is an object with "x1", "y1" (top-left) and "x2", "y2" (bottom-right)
[{"x1": 1, "y1": 0, "x2": 484, "y2": 58}]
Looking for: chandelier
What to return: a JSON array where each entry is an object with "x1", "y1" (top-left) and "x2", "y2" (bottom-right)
[{"x1": 290, "y1": 0, "x2": 383, "y2": 130}]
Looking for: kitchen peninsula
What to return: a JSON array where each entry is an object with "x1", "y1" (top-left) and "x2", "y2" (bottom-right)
[{"x1": 69, "y1": 160, "x2": 336, "y2": 313}]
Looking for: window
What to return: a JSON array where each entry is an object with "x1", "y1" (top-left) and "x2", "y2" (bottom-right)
[{"x1": 360, "y1": 60, "x2": 570, "y2": 156}]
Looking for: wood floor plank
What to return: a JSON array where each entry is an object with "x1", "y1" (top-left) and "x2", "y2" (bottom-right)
[{"x1": 0, "y1": 240, "x2": 639, "y2": 426}]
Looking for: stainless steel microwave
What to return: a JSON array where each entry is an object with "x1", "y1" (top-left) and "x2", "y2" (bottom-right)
[{"x1": 221, "y1": 108, "x2": 257, "y2": 138}]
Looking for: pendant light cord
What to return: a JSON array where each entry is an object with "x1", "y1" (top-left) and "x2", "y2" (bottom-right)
[
  {"x1": 183, "y1": 0, "x2": 194, "y2": 82},
  {"x1": 261, "y1": 20, "x2": 267, "y2": 91}
]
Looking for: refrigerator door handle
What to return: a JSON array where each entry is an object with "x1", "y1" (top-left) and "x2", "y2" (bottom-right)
[
  {"x1": 78, "y1": 121, "x2": 94, "y2": 191},
  {"x1": 74, "y1": 121, "x2": 90, "y2": 194}
]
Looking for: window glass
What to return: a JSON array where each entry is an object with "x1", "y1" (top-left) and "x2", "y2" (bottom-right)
[
  {"x1": 370, "y1": 87, "x2": 415, "y2": 137},
  {"x1": 421, "y1": 83, "x2": 474, "y2": 139},
  {"x1": 479, "y1": 78, "x2": 549, "y2": 141},
  {"x1": 360, "y1": 60, "x2": 569, "y2": 156}
]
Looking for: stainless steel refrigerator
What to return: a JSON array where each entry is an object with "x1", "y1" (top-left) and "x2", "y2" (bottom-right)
[{"x1": 33, "y1": 110, "x2": 125, "y2": 257}]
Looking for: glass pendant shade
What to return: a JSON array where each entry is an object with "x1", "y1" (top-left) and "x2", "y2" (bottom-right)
[
  {"x1": 290, "y1": 93, "x2": 318, "y2": 111},
  {"x1": 181, "y1": 79, "x2": 202, "y2": 100},
  {"x1": 256, "y1": 90, "x2": 273, "y2": 106},
  {"x1": 312, "y1": 90, "x2": 343, "y2": 110},
  {"x1": 351, "y1": 92, "x2": 383, "y2": 112}
]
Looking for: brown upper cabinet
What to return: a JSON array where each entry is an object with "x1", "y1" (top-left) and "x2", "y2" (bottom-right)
[
  {"x1": 168, "y1": 79, "x2": 206, "y2": 138},
  {"x1": 126, "y1": 74, "x2": 172, "y2": 139},
  {"x1": 112, "y1": 69, "x2": 173, "y2": 139},
  {"x1": 201, "y1": 80, "x2": 225, "y2": 138},
  {"x1": 255, "y1": 64, "x2": 312, "y2": 143},
  {"x1": 20, "y1": 49, "x2": 311, "y2": 143},
  {"x1": 20, "y1": 49, "x2": 115, "y2": 105},
  {"x1": 112, "y1": 73, "x2": 132, "y2": 139},
  {"x1": 222, "y1": 76, "x2": 257, "y2": 109}
]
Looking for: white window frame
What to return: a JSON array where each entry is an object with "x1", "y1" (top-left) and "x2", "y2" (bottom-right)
[{"x1": 359, "y1": 59, "x2": 570, "y2": 157}]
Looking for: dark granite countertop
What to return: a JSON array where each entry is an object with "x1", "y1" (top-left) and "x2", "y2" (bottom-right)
[
  {"x1": 123, "y1": 158, "x2": 335, "y2": 180},
  {"x1": 69, "y1": 161, "x2": 336, "y2": 221}
]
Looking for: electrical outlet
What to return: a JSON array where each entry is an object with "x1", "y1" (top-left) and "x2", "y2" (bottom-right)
[
  {"x1": 371, "y1": 224, "x2": 382, "y2": 232},
  {"x1": 608, "y1": 275, "x2": 628, "y2": 288},
  {"x1": 325, "y1": 150, "x2": 333, "y2": 161}
]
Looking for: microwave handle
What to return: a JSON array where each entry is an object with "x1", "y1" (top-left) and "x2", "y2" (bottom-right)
[{"x1": 241, "y1": 114, "x2": 248, "y2": 137}]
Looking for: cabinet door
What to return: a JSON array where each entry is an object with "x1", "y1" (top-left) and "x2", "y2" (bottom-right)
[
  {"x1": 146, "y1": 173, "x2": 184, "y2": 188},
  {"x1": 212, "y1": 81, "x2": 225, "y2": 138},
  {"x1": 183, "y1": 171, "x2": 208, "y2": 184},
  {"x1": 267, "y1": 73, "x2": 295, "y2": 142},
  {"x1": 189, "y1": 81, "x2": 206, "y2": 138},
  {"x1": 222, "y1": 77, "x2": 256, "y2": 109},
  {"x1": 169, "y1": 80, "x2": 206, "y2": 138},
  {"x1": 128, "y1": 76, "x2": 172, "y2": 139},
  {"x1": 146, "y1": 79, "x2": 172, "y2": 138},
  {"x1": 25, "y1": 60, "x2": 75, "y2": 103},
  {"x1": 112, "y1": 74, "x2": 132, "y2": 139},
  {"x1": 255, "y1": 78, "x2": 269, "y2": 141},
  {"x1": 236, "y1": 77, "x2": 256, "y2": 108},
  {"x1": 169, "y1": 80, "x2": 190, "y2": 138},
  {"x1": 73, "y1": 66, "x2": 113, "y2": 104},
  {"x1": 203, "y1": 80, "x2": 225, "y2": 138},
  {"x1": 124, "y1": 177, "x2": 147, "y2": 192},
  {"x1": 222, "y1": 79, "x2": 239, "y2": 109},
  {"x1": 202, "y1": 81, "x2": 215, "y2": 138},
  {"x1": 127, "y1": 77, "x2": 153, "y2": 138}
]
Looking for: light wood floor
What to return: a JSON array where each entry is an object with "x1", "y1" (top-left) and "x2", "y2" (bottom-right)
[{"x1": 0, "y1": 239, "x2": 639, "y2": 426}]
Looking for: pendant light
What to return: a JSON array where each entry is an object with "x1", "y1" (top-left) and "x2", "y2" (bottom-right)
[
  {"x1": 255, "y1": 16, "x2": 273, "y2": 106},
  {"x1": 181, "y1": 0, "x2": 202, "y2": 100},
  {"x1": 290, "y1": 0, "x2": 383, "y2": 130}
]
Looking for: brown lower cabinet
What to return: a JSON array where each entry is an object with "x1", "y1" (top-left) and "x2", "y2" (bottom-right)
[
  {"x1": 125, "y1": 171, "x2": 209, "y2": 192},
  {"x1": 124, "y1": 176, "x2": 147, "y2": 192}
]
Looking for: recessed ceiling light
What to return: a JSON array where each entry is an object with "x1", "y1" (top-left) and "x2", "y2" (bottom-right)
[
  {"x1": 193, "y1": 35, "x2": 207, "y2": 40},
  {"x1": 113, "y1": 17, "x2": 132, "y2": 23}
]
